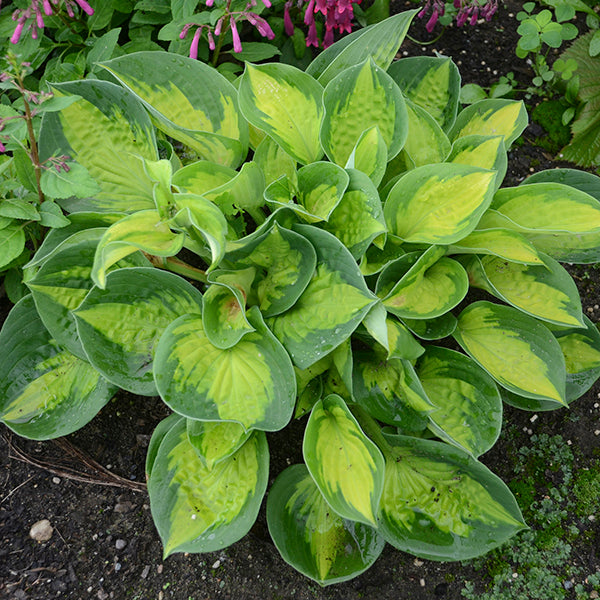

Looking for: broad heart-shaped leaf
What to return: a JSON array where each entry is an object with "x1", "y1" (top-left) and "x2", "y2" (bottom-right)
[
  {"x1": 384, "y1": 163, "x2": 497, "y2": 244},
  {"x1": 92, "y1": 210, "x2": 185, "y2": 288},
  {"x1": 27, "y1": 229, "x2": 149, "y2": 359},
  {"x1": 448, "y1": 228, "x2": 543, "y2": 265},
  {"x1": 482, "y1": 182, "x2": 600, "y2": 263},
  {"x1": 238, "y1": 63, "x2": 324, "y2": 165},
  {"x1": 321, "y1": 59, "x2": 407, "y2": 168},
  {"x1": 320, "y1": 168, "x2": 386, "y2": 259},
  {"x1": 223, "y1": 223, "x2": 317, "y2": 318},
  {"x1": 186, "y1": 419, "x2": 251, "y2": 470},
  {"x1": 0, "y1": 296, "x2": 116, "y2": 440},
  {"x1": 75, "y1": 267, "x2": 204, "y2": 396},
  {"x1": 378, "y1": 433, "x2": 526, "y2": 560},
  {"x1": 380, "y1": 247, "x2": 469, "y2": 320},
  {"x1": 454, "y1": 301, "x2": 567, "y2": 406},
  {"x1": 202, "y1": 269, "x2": 256, "y2": 349},
  {"x1": 148, "y1": 418, "x2": 268, "y2": 557},
  {"x1": 464, "y1": 253, "x2": 584, "y2": 328},
  {"x1": 523, "y1": 168, "x2": 600, "y2": 201},
  {"x1": 303, "y1": 395, "x2": 385, "y2": 526},
  {"x1": 267, "y1": 464, "x2": 385, "y2": 586},
  {"x1": 153, "y1": 307, "x2": 295, "y2": 431},
  {"x1": 402, "y1": 313, "x2": 457, "y2": 340},
  {"x1": 101, "y1": 52, "x2": 248, "y2": 168},
  {"x1": 359, "y1": 234, "x2": 406, "y2": 276},
  {"x1": 447, "y1": 135, "x2": 507, "y2": 190},
  {"x1": 269, "y1": 225, "x2": 378, "y2": 369},
  {"x1": 416, "y1": 346, "x2": 502, "y2": 458},
  {"x1": 39, "y1": 80, "x2": 157, "y2": 213},
  {"x1": 400, "y1": 100, "x2": 451, "y2": 167},
  {"x1": 171, "y1": 160, "x2": 237, "y2": 196},
  {"x1": 146, "y1": 413, "x2": 183, "y2": 480},
  {"x1": 0, "y1": 224, "x2": 25, "y2": 269},
  {"x1": 253, "y1": 136, "x2": 298, "y2": 188},
  {"x1": 449, "y1": 99, "x2": 528, "y2": 148},
  {"x1": 306, "y1": 10, "x2": 418, "y2": 87},
  {"x1": 352, "y1": 349, "x2": 433, "y2": 431},
  {"x1": 387, "y1": 55, "x2": 461, "y2": 132}
]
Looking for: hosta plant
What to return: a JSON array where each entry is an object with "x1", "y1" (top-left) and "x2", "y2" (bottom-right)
[{"x1": 3, "y1": 10, "x2": 600, "y2": 586}]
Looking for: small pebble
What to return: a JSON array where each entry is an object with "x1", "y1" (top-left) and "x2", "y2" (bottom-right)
[
  {"x1": 115, "y1": 539, "x2": 127, "y2": 550},
  {"x1": 563, "y1": 580, "x2": 573, "y2": 590},
  {"x1": 141, "y1": 565, "x2": 150, "y2": 579},
  {"x1": 589, "y1": 515, "x2": 596, "y2": 521},
  {"x1": 413, "y1": 559, "x2": 424, "y2": 567},
  {"x1": 595, "y1": 430, "x2": 600, "y2": 436},
  {"x1": 52, "y1": 477, "x2": 61, "y2": 484},
  {"x1": 419, "y1": 578, "x2": 425, "y2": 587},
  {"x1": 157, "y1": 564, "x2": 163, "y2": 574},
  {"x1": 212, "y1": 560, "x2": 221, "y2": 569},
  {"x1": 114, "y1": 563, "x2": 121, "y2": 572},
  {"x1": 530, "y1": 414, "x2": 538, "y2": 423},
  {"x1": 29, "y1": 519, "x2": 53, "y2": 542}
]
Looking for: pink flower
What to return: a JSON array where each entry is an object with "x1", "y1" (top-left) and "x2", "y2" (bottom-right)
[
  {"x1": 207, "y1": 30, "x2": 216, "y2": 50},
  {"x1": 0, "y1": 141, "x2": 6, "y2": 153},
  {"x1": 43, "y1": 0, "x2": 53, "y2": 15},
  {"x1": 246, "y1": 13, "x2": 275, "y2": 40},
  {"x1": 11, "y1": 18, "x2": 26, "y2": 44},
  {"x1": 284, "y1": 2, "x2": 294, "y2": 36},
  {"x1": 306, "y1": 20, "x2": 319, "y2": 47},
  {"x1": 190, "y1": 27, "x2": 202, "y2": 60},
  {"x1": 230, "y1": 17, "x2": 242, "y2": 53},
  {"x1": 74, "y1": 0, "x2": 94, "y2": 16}
]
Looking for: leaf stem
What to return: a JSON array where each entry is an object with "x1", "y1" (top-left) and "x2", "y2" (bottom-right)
[{"x1": 146, "y1": 254, "x2": 208, "y2": 284}]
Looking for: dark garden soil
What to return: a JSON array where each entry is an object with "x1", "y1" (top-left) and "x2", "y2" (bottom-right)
[{"x1": 2, "y1": 1, "x2": 600, "y2": 599}]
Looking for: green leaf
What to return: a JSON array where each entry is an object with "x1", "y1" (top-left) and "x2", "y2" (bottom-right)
[
  {"x1": 467, "y1": 253, "x2": 584, "y2": 327},
  {"x1": 0, "y1": 198, "x2": 40, "y2": 221},
  {"x1": 378, "y1": 434, "x2": 526, "y2": 560},
  {"x1": 0, "y1": 224, "x2": 26, "y2": 270},
  {"x1": 0, "y1": 296, "x2": 116, "y2": 440},
  {"x1": 101, "y1": 52, "x2": 248, "y2": 168},
  {"x1": 234, "y1": 42, "x2": 281, "y2": 62},
  {"x1": 447, "y1": 135, "x2": 507, "y2": 189},
  {"x1": 224, "y1": 223, "x2": 317, "y2": 318},
  {"x1": 171, "y1": 160, "x2": 237, "y2": 195},
  {"x1": 148, "y1": 418, "x2": 269, "y2": 556},
  {"x1": 387, "y1": 56, "x2": 461, "y2": 131},
  {"x1": 321, "y1": 58, "x2": 408, "y2": 167},
  {"x1": 320, "y1": 169, "x2": 386, "y2": 259},
  {"x1": 417, "y1": 346, "x2": 502, "y2": 457},
  {"x1": 39, "y1": 79, "x2": 158, "y2": 213},
  {"x1": 92, "y1": 210, "x2": 185, "y2": 288},
  {"x1": 75, "y1": 267, "x2": 204, "y2": 395},
  {"x1": 306, "y1": 10, "x2": 418, "y2": 86},
  {"x1": 186, "y1": 419, "x2": 251, "y2": 469},
  {"x1": 40, "y1": 162, "x2": 102, "y2": 200},
  {"x1": 239, "y1": 62, "x2": 324, "y2": 165},
  {"x1": 454, "y1": 301, "x2": 567, "y2": 405},
  {"x1": 359, "y1": 234, "x2": 405, "y2": 276},
  {"x1": 303, "y1": 394, "x2": 385, "y2": 526},
  {"x1": 269, "y1": 225, "x2": 377, "y2": 369},
  {"x1": 153, "y1": 307, "x2": 296, "y2": 431},
  {"x1": 253, "y1": 136, "x2": 298, "y2": 188},
  {"x1": 267, "y1": 464, "x2": 385, "y2": 586},
  {"x1": 449, "y1": 99, "x2": 528, "y2": 148},
  {"x1": 384, "y1": 163, "x2": 497, "y2": 244},
  {"x1": 345, "y1": 125, "x2": 388, "y2": 187},
  {"x1": 39, "y1": 201, "x2": 71, "y2": 228},
  {"x1": 402, "y1": 313, "x2": 457, "y2": 340}
]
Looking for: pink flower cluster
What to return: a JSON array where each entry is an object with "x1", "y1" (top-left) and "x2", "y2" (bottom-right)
[
  {"x1": 418, "y1": 0, "x2": 497, "y2": 32},
  {"x1": 284, "y1": 0, "x2": 360, "y2": 48},
  {"x1": 181, "y1": 0, "x2": 275, "y2": 59},
  {"x1": 8, "y1": 0, "x2": 94, "y2": 44}
]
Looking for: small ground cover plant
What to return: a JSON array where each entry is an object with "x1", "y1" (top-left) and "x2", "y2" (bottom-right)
[{"x1": 2, "y1": 10, "x2": 600, "y2": 586}]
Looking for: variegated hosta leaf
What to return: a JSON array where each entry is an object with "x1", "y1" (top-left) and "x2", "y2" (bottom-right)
[
  {"x1": 295, "y1": 162, "x2": 350, "y2": 222},
  {"x1": 267, "y1": 464, "x2": 385, "y2": 586},
  {"x1": 27, "y1": 229, "x2": 149, "y2": 359},
  {"x1": 523, "y1": 167, "x2": 600, "y2": 200},
  {"x1": 417, "y1": 346, "x2": 502, "y2": 457},
  {"x1": 202, "y1": 275, "x2": 255, "y2": 350},
  {"x1": 467, "y1": 253, "x2": 584, "y2": 328},
  {"x1": 39, "y1": 80, "x2": 157, "y2": 213},
  {"x1": 153, "y1": 307, "x2": 296, "y2": 431},
  {"x1": 253, "y1": 136, "x2": 298, "y2": 188},
  {"x1": 303, "y1": 395, "x2": 385, "y2": 526},
  {"x1": 402, "y1": 313, "x2": 457, "y2": 340},
  {"x1": 92, "y1": 210, "x2": 185, "y2": 288},
  {"x1": 26, "y1": 212, "x2": 125, "y2": 268},
  {"x1": 359, "y1": 234, "x2": 406, "y2": 276},
  {"x1": 345, "y1": 125, "x2": 387, "y2": 187},
  {"x1": 448, "y1": 228, "x2": 543, "y2": 265},
  {"x1": 239, "y1": 63, "x2": 324, "y2": 165},
  {"x1": 321, "y1": 168, "x2": 386, "y2": 259},
  {"x1": 454, "y1": 301, "x2": 567, "y2": 405},
  {"x1": 0, "y1": 296, "x2": 115, "y2": 440},
  {"x1": 269, "y1": 225, "x2": 377, "y2": 369},
  {"x1": 321, "y1": 58, "x2": 408, "y2": 167},
  {"x1": 449, "y1": 99, "x2": 528, "y2": 148},
  {"x1": 331, "y1": 339, "x2": 354, "y2": 396},
  {"x1": 146, "y1": 413, "x2": 183, "y2": 479},
  {"x1": 483, "y1": 182, "x2": 600, "y2": 263},
  {"x1": 224, "y1": 223, "x2": 316, "y2": 318},
  {"x1": 186, "y1": 419, "x2": 251, "y2": 470},
  {"x1": 75, "y1": 267, "x2": 204, "y2": 396},
  {"x1": 447, "y1": 135, "x2": 507, "y2": 190},
  {"x1": 101, "y1": 52, "x2": 248, "y2": 168},
  {"x1": 378, "y1": 433, "x2": 527, "y2": 560},
  {"x1": 352, "y1": 348, "x2": 433, "y2": 430},
  {"x1": 400, "y1": 100, "x2": 451, "y2": 167},
  {"x1": 171, "y1": 160, "x2": 237, "y2": 196},
  {"x1": 306, "y1": 10, "x2": 418, "y2": 86},
  {"x1": 384, "y1": 163, "x2": 497, "y2": 244},
  {"x1": 387, "y1": 56, "x2": 461, "y2": 132},
  {"x1": 170, "y1": 192, "x2": 228, "y2": 270},
  {"x1": 148, "y1": 418, "x2": 268, "y2": 557},
  {"x1": 143, "y1": 159, "x2": 175, "y2": 217}
]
